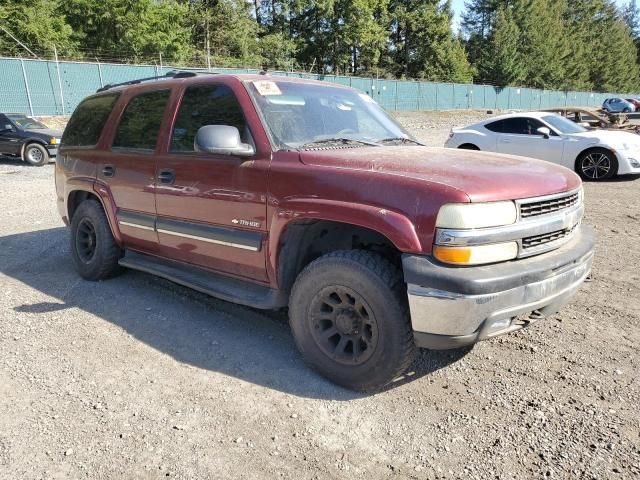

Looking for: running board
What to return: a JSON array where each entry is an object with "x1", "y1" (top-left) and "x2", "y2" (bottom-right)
[{"x1": 119, "y1": 251, "x2": 287, "y2": 310}]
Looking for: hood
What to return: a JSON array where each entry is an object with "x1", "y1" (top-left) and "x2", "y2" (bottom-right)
[
  {"x1": 299, "y1": 146, "x2": 581, "y2": 203},
  {"x1": 23, "y1": 128, "x2": 62, "y2": 138}
]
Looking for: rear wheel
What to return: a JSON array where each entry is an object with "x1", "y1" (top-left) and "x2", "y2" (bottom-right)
[
  {"x1": 576, "y1": 148, "x2": 617, "y2": 181},
  {"x1": 23, "y1": 143, "x2": 48, "y2": 166},
  {"x1": 70, "y1": 199, "x2": 123, "y2": 280},
  {"x1": 289, "y1": 250, "x2": 415, "y2": 392}
]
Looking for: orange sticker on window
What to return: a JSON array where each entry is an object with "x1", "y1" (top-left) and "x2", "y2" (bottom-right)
[{"x1": 253, "y1": 80, "x2": 282, "y2": 96}]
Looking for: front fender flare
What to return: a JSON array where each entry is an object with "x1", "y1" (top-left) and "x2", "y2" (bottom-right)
[{"x1": 266, "y1": 198, "x2": 422, "y2": 286}]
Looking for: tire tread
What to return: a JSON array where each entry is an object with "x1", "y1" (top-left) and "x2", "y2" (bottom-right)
[{"x1": 289, "y1": 250, "x2": 415, "y2": 391}]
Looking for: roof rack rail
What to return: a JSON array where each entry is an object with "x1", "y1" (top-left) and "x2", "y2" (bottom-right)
[{"x1": 95, "y1": 70, "x2": 217, "y2": 93}]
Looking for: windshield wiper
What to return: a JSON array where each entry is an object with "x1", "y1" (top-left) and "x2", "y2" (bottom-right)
[
  {"x1": 300, "y1": 137, "x2": 380, "y2": 149},
  {"x1": 377, "y1": 137, "x2": 423, "y2": 145}
]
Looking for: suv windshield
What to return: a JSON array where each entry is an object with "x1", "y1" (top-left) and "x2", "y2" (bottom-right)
[
  {"x1": 542, "y1": 115, "x2": 587, "y2": 134},
  {"x1": 246, "y1": 80, "x2": 415, "y2": 149},
  {"x1": 7, "y1": 114, "x2": 47, "y2": 130}
]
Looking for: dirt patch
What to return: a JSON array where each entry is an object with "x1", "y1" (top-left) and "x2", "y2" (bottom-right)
[{"x1": 0, "y1": 112, "x2": 638, "y2": 479}]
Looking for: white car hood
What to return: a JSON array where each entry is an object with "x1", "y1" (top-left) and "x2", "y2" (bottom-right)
[{"x1": 569, "y1": 129, "x2": 640, "y2": 147}]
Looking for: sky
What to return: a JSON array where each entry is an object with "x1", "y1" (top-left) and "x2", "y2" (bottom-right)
[{"x1": 450, "y1": 0, "x2": 632, "y2": 30}]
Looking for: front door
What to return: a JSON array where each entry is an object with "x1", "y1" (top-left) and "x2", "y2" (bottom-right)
[
  {"x1": 0, "y1": 114, "x2": 22, "y2": 156},
  {"x1": 495, "y1": 117, "x2": 564, "y2": 164},
  {"x1": 98, "y1": 88, "x2": 172, "y2": 252},
  {"x1": 154, "y1": 82, "x2": 269, "y2": 283}
]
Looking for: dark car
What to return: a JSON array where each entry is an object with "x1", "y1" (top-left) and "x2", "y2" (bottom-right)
[
  {"x1": 0, "y1": 113, "x2": 62, "y2": 166},
  {"x1": 625, "y1": 98, "x2": 640, "y2": 109}
]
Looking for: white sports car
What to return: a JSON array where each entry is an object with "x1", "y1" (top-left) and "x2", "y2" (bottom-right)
[{"x1": 444, "y1": 111, "x2": 640, "y2": 181}]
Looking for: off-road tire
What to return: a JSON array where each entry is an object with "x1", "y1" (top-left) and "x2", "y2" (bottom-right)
[
  {"x1": 23, "y1": 143, "x2": 48, "y2": 166},
  {"x1": 70, "y1": 199, "x2": 123, "y2": 280},
  {"x1": 289, "y1": 250, "x2": 415, "y2": 392},
  {"x1": 576, "y1": 148, "x2": 618, "y2": 181}
]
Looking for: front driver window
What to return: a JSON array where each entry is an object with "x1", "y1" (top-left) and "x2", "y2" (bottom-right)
[{"x1": 171, "y1": 84, "x2": 249, "y2": 152}]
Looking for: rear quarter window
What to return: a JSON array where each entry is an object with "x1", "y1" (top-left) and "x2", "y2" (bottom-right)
[
  {"x1": 62, "y1": 93, "x2": 120, "y2": 147},
  {"x1": 485, "y1": 120, "x2": 504, "y2": 133}
]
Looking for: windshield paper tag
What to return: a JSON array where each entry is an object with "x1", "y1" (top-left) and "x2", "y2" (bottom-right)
[{"x1": 253, "y1": 80, "x2": 282, "y2": 96}]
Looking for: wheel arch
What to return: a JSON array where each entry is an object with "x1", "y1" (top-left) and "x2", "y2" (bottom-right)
[
  {"x1": 575, "y1": 146, "x2": 619, "y2": 177},
  {"x1": 20, "y1": 138, "x2": 49, "y2": 160},
  {"x1": 269, "y1": 203, "x2": 421, "y2": 293},
  {"x1": 66, "y1": 181, "x2": 123, "y2": 245},
  {"x1": 458, "y1": 143, "x2": 480, "y2": 150}
]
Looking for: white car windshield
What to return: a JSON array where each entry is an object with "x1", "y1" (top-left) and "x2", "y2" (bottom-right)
[
  {"x1": 247, "y1": 80, "x2": 415, "y2": 149},
  {"x1": 542, "y1": 115, "x2": 587, "y2": 134}
]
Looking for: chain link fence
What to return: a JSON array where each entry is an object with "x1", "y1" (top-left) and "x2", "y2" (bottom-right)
[{"x1": 0, "y1": 56, "x2": 624, "y2": 116}]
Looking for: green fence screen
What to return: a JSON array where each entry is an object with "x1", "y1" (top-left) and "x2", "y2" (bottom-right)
[{"x1": 0, "y1": 56, "x2": 625, "y2": 116}]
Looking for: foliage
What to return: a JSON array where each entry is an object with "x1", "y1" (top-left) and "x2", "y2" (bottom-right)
[
  {"x1": 0, "y1": 0, "x2": 76, "y2": 57},
  {"x1": 478, "y1": 6, "x2": 524, "y2": 86},
  {"x1": 0, "y1": 0, "x2": 639, "y2": 93},
  {"x1": 465, "y1": 0, "x2": 640, "y2": 91}
]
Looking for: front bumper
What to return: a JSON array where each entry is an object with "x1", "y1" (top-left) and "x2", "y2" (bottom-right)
[
  {"x1": 404, "y1": 225, "x2": 595, "y2": 350},
  {"x1": 614, "y1": 150, "x2": 640, "y2": 175},
  {"x1": 45, "y1": 145, "x2": 58, "y2": 157}
]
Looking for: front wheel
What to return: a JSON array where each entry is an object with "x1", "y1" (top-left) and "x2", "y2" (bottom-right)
[
  {"x1": 576, "y1": 149, "x2": 617, "y2": 181},
  {"x1": 289, "y1": 250, "x2": 415, "y2": 392},
  {"x1": 23, "y1": 143, "x2": 49, "y2": 166}
]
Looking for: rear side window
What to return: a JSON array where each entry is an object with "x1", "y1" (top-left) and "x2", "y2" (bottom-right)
[
  {"x1": 171, "y1": 84, "x2": 247, "y2": 152},
  {"x1": 113, "y1": 89, "x2": 171, "y2": 151},
  {"x1": 485, "y1": 120, "x2": 504, "y2": 133},
  {"x1": 62, "y1": 93, "x2": 119, "y2": 147}
]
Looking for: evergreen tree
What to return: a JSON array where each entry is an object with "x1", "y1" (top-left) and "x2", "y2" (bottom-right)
[
  {"x1": 0, "y1": 0, "x2": 76, "y2": 57},
  {"x1": 61, "y1": 0, "x2": 193, "y2": 63},
  {"x1": 478, "y1": 6, "x2": 524, "y2": 86},
  {"x1": 623, "y1": 0, "x2": 640, "y2": 38},
  {"x1": 514, "y1": 0, "x2": 570, "y2": 90},
  {"x1": 566, "y1": 0, "x2": 640, "y2": 92},
  {"x1": 388, "y1": 0, "x2": 473, "y2": 82}
]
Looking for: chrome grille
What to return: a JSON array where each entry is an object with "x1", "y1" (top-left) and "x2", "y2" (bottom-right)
[
  {"x1": 522, "y1": 228, "x2": 572, "y2": 249},
  {"x1": 520, "y1": 192, "x2": 579, "y2": 219}
]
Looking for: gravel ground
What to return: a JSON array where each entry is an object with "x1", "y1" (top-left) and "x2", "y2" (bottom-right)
[{"x1": 0, "y1": 111, "x2": 639, "y2": 479}]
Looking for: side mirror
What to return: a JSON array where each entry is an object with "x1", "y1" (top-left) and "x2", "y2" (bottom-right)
[
  {"x1": 194, "y1": 125, "x2": 255, "y2": 157},
  {"x1": 537, "y1": 126, "x2": 551, "y2": 139}
]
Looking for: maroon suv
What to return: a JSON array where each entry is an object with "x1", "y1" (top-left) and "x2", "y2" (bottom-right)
[{"x1": 55, "y1": 72, "x2": 595, "y2": 391}]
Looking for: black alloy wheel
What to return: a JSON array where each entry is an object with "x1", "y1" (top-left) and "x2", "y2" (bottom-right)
[
  {"x1": 309, "y1": 285, "x2": 379, "y2": 366},
  {"x1": 578, "y1": 150, "x2": 616, "y2": 180},
  {"x1": 75, "y1": 218, "x2": 98, "y2": 264}
]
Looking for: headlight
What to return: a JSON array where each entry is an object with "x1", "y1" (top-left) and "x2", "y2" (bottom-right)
[
  {"x1": 49, "y1": 137, "x2": 60, "y2": 145},
  {"x1": 433, "y1": 242, "x2": 518, "y2": 265},
  {"x1": 436, "y1": 201, "x2": 517, "y2": 229}
]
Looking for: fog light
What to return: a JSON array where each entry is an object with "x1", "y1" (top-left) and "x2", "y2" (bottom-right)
[{"x1": 629, "y1": 158, "x2": 640, "y2": 168}]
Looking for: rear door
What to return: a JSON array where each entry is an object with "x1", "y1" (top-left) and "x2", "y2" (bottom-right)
[
  {"x1": 98, "y1": 88, "x2": 172, "y2": 252},
  {"x1": 153, "y1": 81, "x2": 270, "y2": 282}
]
